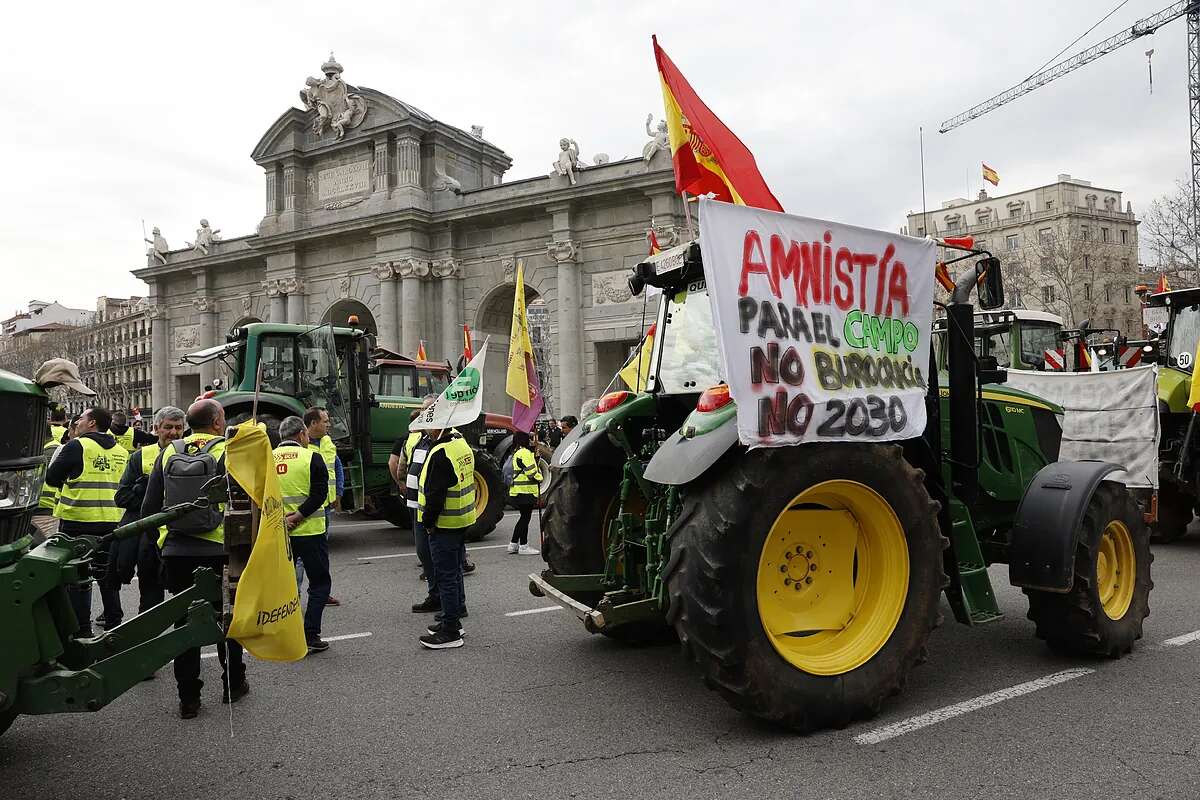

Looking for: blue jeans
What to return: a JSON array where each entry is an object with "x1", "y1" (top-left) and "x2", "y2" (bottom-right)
[
  {"x1": 428, "y1": 530, "x2": 466, "y2": 630},
  {"x1": 412, "y1": 514, "x2": 436, "y2": 598},
  {"x1": 290, "y1": 533, "x2": 330, "y2": 637}
]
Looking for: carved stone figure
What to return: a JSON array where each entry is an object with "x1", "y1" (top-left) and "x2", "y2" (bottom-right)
[
  {"x1": 432, "y1": 258, "x2": 462, "y2": 279},
  {"x1": 280, "y1": 277, "x2": 304, "y2": 295},
  {"x1": 299, "y1": 53, "x2": 368, "y2": 141},
  {"x1": 396, "y1": 258, "x2": 430, "y2": 279},
  {"x1": 432, "y1": 163, "x2": 463, "y2": 195},
  {"x1": 262, "y1": 280, "x2": 283, "y2": 298},
  {"x1": 187, "y1": 219, "x2": 221, "y2": 255},
  {"x1": 501, "y1": 256, "x2": 516, "y2": 283},
  {"x1": 546, "y1": 240, "x2": 579, "y2": 264},
  {"x1": 241, "y1": 296, "x2": 254, "y2": 313},
  {"x1": 470, "y1": 125, "x2": 484, "y2": 139},
  {"x1": 643, "y1": 114, "x2": 670, "y2": 167},
  {"x1": 552, "y1": 138, "x2": 582, "y2": 185},
  {"x1": 370, "y1": 262, "x2": 395, "y2": 281},
  {"x1": 592, "y1": 153, "x2": 610, "y2": 165},
  {"x1": 648, "y1": 219, "x2": 680, "y2": 249},
  {"x1": 144, "y1": 227, "x2": 168, "y2": 266},
  {"x1": 337, "y1": 276, "x2": 352, "y2": 299},
  {"x1": 192, "y1": 296, "x2": 214, "y2": 313}
]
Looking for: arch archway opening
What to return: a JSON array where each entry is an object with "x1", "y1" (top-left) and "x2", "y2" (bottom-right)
[{"x1": 323, "y1": 300, "x2": 377, "y2": 334}]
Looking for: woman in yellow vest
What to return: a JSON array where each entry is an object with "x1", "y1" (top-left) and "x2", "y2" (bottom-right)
[
  {"x1": 506, "y1": 431, "x2": 542, "y2": 555},
  {"x1": 274, "y1": 415, "x2": 332, "y2": 653},
  {"x1": 416, "y1": 427, "x2": 476, "y2": 649}
]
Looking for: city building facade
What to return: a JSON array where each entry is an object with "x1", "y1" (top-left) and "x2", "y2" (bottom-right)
[
  {"x1": 906, "y1": 174, "x2": 1142, "y2": 335},
  {"x1": 131, "y1": 55, "x2": 683, "y2": 417}
]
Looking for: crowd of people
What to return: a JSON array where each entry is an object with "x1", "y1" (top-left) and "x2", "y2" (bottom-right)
[{"x1": 32, "y1": 397, "x2": 581, "y2": 716}]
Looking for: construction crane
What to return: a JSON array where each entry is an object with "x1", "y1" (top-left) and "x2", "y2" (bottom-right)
[{"x1": 940, "y1": 2, "x2": 1200, "y2": 257}]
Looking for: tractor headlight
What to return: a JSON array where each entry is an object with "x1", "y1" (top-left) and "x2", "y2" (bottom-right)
[{"x1": 0, "y1": 464, "x2": 45, "y2": 510}]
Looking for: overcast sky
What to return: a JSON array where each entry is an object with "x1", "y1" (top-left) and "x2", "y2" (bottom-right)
[{"x1": 1, "y1": 0, "x2": 1191, "y2": 311}]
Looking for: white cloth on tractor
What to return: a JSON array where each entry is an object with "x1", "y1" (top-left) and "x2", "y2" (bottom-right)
[{"x1": 1003, "y1": 365, "x2": 1160, "y2": 488}]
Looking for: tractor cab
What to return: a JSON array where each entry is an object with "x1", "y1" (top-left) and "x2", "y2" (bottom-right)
[{"x1": 933, "y1": 309, "x2": 1064, "y2": 372}]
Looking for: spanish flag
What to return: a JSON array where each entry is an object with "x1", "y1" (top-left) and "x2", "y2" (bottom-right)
[
  {"x1": 982, "y1": 163, "x2": 1000, "y2": 186},
  {"x1": 463, "y1": 324, "x2": 474, "y2": 362},
  {"x1": 653, "y1": 36, "x2": 783, "y2": 212},
  {"x1": 618, "y1": 323, "x2": 657, "y2": 392},
  {"x1": 416, "y1": 340, "x2": 427, "y2": 361},
  {"x1": 648, "y1": 229, "x2": 663, "y2": 255},
  {"x1": 1156, "y1": 274, "x2": 1171, "y2": 294}
]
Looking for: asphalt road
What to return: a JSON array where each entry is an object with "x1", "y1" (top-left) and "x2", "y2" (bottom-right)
[{"x1": 4, "y1": 512, "x2": 1200, "y2": 800}]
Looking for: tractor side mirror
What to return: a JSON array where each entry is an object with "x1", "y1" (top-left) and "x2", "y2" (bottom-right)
[
  {"x1": 976, "y1": 257, "x2": 1004, "y2": 310},
  {"x1": 628, "y1": 261, "x2": 657, "y2": 297}
]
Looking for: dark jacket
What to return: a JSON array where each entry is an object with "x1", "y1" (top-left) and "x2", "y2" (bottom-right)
[
  {"x1": 419, "y1": 433, "x2": 459, "y2": 531},
  {"x1": 45, "y1": 431, "x2": 122, "y2": 535},
  {"x1": 141, "y1": 432, "x2": 226, "y2": 557}
]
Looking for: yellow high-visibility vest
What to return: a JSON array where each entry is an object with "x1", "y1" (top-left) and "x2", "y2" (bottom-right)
[
  {"x1": 509, "y1": 447, "x2": 542, "y2": 498},
  {"x1": 274, "y1": 443, "x2": 327, "y2": 537},
  {"x1": 56, "y1": 437, "x2": 128, "y2": 523},
  {"x1": 113, "y1": 428, "x2": 135, "y2": 454},
  {"x1": 403, "y1": 431, "x2": 421, "y2": 463},
  {"x1": 417, "y1": 436, "x2": 476, "y2": 530},
  {"x1": 140, "y1": 444, "x2": 169, "y2": 544},
  {"x1": 160, "y1": 433, "x2": 226, "y2": 544},
  {"x1": 38, "y1": 437, "x2": 59, "y2": 510},
  {"x1": 310, "y1": 434, "x2": 337, "y2": 506}
]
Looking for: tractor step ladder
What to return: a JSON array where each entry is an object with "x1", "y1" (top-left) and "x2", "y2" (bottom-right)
[{"x1": 948, "y1": 499, "x2": 1003, "y2": 624}]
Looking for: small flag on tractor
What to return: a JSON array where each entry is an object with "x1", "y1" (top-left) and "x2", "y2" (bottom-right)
[
  {"x1": 1075, "y1": 340, "x2": 1091, "y2": 371},
  {"x1": 1043, "y1": 347, "x2": 1065, "y2": 371},
  {"x1": 619, "y1": 323, "x2": 657, "y2": 392},
  {"x1": 982, "y1": 162, "x2": 1000, "y2": 186},
  {"x1": 416, "y1": 340, "x2": 427, "y2": 361},
  {"x1": 648, "y1": 228, "x2": 663, "y2": 255},
  {"x1": 1156, "y1": 274, "x2": 1170, "y2": 293},
  {"x1": 463, "y1": 324, "x2": 474, "y2": 362}
]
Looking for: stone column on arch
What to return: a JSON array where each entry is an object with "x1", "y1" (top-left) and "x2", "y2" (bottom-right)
[
  {"x1": 396, "y1": 135, "x2": 422, "y2": 188},
  {"x1": 432, "y1": 258, "x2": 463, "y2": 361},
  {"x1": 371, "y1": 262, "x2": 400, "y2": 351},
  {"x1": 283, "y1": 278, "x2": 306, "y2": 323},
  {"x1": 397, "y1": 258, "x2": 430, "y2": 356},
  {"x1": 148, "y1": 304, "x2": 170, "y2": 410},
  {"x1": 547, "y1": 239, "x2": 583, "y2": 418},
  {"x1": 264, "y1": 280, "x2": 287, "y2": 323},
  {"x1": 194, "y1": 296, "x2": 218, "y2": 390}
]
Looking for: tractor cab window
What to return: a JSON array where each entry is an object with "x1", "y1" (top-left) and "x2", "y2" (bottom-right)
[
  {"x1": 1018, "y1": 323, "x2": 1061, "y2": 369},
  {"x1": 1168, "y1": 304, "x2": 1200, "y2": 372},
  {"x1": 975, "y1": 326, "x2": 1012, "y2": 369},
  {"x1": 259, "y1": 335, "x2": 297, "y2": 395},
  {"x1": 653, "y1": 280, "x2": 723, "y2": 394},
  {"x1": 415, "y1": 368, "x2": 449, "y2": 397}
]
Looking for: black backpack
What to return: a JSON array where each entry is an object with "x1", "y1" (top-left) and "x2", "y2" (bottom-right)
[{"x1": 163, "y1": 438, "x2": 225, "y2": 536}]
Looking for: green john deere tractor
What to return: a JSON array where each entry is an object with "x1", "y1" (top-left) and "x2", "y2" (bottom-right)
[
  {"x1": 1146, "y1": 287, "x2": 1200, "y2": 541},
  {"x1": 183, "y1": 322, "x2": 506, "y2": 540},
  {"x1": 0, "y1": 367, "x2": 226, "y2": 738},
  {"x1": 533, "y1": 238, "x2": 1153, "y2": 732}
]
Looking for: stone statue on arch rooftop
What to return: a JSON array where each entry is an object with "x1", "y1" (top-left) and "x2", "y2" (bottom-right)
[{"x1": 300, "y1": 53, "x2": 368, "y2": 140}]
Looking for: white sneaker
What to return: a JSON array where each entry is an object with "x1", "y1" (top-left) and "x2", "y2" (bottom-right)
[
  {"x1": 506, "y1": 542, "x2": 519, "y2": 554},
  {"x1": 518, "y1": 545, "x2": 540, "y2": 555}
]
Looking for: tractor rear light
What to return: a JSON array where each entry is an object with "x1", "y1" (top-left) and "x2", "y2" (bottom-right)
[
  {"x1": 200, "y1": 390, "x2": 218, "y2": 400},
  {"x1": 597, "y1": 391, "x2": 630, "y2": 413},
  {"x1": 696, "y1": 384, "x2": 732, "y2": 412}
]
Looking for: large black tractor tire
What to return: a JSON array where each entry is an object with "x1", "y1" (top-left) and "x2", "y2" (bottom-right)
[
  {"x1": 1151, "y1": 482, "x2": 1193, "y2": 544},
  {"x1": 464, "y1": 452, "x2": 505, "y2": 543},
  {"x1": 1025, "y1": 482, "x2": 1152, "y2": 657},
  {"x1": 227, "y1": 411, "x2": 282, "y2": 447},
  {"x1": 664, "y1": 444, "x2": 945, "y2": 733}
]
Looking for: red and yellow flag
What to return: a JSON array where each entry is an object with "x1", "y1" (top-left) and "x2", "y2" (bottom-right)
[
  {"x1": 648, "y1": 229, "x2": 663, "y2": 255},
  {"x1": 463, "y1": 324, "x2": 474, "y2": 362},
  {"x1": 416, "y1": 340, "x2": 427, "y2": 361},
  {"x1": 652, "y1": 36, "x2": 783, "y2": 212},
  {"x1": 982, "y1": 163, "x2": 1000, "y2": 186},
  {"x1": 1156, "y1": 274, "x2": 1171, "y2": 294}
]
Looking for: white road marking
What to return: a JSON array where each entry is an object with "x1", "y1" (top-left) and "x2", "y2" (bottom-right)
[
  {"x1": 853, "y1": 668, "x2": 1094, "y2": 745},
  {"x1": 200, "y1": 631, "x2": 373, "y2": 659},
  {"x1": 505, "y1": 606, "x2": 563, "y2": 617},
  {"x1": 1159, "y1": 629, "x2": 1200, "y2": 648},
  {"x1": 357, "y1": 543, "x2": 509, "y2": 561}
]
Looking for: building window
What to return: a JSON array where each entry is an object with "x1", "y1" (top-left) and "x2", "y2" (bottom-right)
[
  {"x1": 1006, "y1": 234, "x2": 1019, "y2": 250},
  {"x1": 975, "y1": 239, "x2": 987, "y2": 252},
  {"x1": 1038, "y1": 228, "x2": 1053, "y2": 243},
  {"x1": 1042, "y1": 286, "x2": 1055, "y2": 304},
  {"x1": 1101, "y1": 227, "x2": 1110, "y2": 242},
  {"x1": 1009, "y1": 207, "x2": 1020, "y2": 219},
  {"x1": 1081, "y1": 226, "x2": 1090, "y2": 241},
  {"x1": 1084, "y1": 283, "x2": 1091, "y2": 301},
  {"x1": 1083, "y1": 255, "x2": 1090, "y2": 271},
  {"x1": 946, "y1": 220, "x2": 961, "y2": 232},
  {"x1": 1045, "y1": 201, "x2": 1053, "y2": 210},
  {"x1": 916, "y1": 226, "x2": 926, "y2": 237},
  {"x1": 1120, "y1": 229, "x2": 1129, "y2": 244},
  {"x1": 1105, "y1": 284, "x2": 1111, "y2": 303}
]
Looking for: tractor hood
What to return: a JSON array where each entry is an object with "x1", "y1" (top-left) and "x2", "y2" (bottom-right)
[{"x1": 1158, "y1": 366, "x2": 1192, "y2": 415}]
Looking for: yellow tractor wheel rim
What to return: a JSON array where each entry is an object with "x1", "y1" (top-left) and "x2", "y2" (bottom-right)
[
  {"x1": 756, "y1": 480, "x2": 909, "y2": 676},
  {"x1": 1096, "y1": 520, "x2": 1135, "y2": 620},
  {"x1": 474, "y1": 471, "x2": 489, "y2": 519}
]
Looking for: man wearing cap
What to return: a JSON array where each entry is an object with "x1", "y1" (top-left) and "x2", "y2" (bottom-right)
[{"x1": 44, "y1": 406, "x2": 129, "y2": 637}]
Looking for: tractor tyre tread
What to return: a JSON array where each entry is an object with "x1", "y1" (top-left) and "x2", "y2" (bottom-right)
[{"x1": 465, "y1": 452, "x2": 505, "y2": 542}]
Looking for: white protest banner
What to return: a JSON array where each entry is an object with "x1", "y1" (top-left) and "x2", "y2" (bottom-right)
[
  {"x1": 410, "y1": 339, "x2": 488, "y2": 431},
  {"x1": 699, "y1": 199, "x2": 936, "y2": 446}
]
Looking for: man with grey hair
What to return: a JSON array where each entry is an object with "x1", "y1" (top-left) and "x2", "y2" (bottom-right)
[
  {"x1": 273, "y1": 415, "x2": 332, "y2": 653},
  {"x1": 110, "y1": 405, "x2": 187, "y2": 622}
]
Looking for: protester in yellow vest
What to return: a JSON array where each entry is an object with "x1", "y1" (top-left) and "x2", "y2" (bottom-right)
[
  {"x1": 44, "y1": 406, "x2": 129, "y2": 637},
  {"x1": 109, "y1": 409, "x2": 155, "y2": 454},
  {"x1": 506, "y1": 431, "x2": 543, "y2": 555},
  {"x1": 110, "y1": 405, "x2": 185, "y2": 622},
  {"x1": 416, "y1": 427, "x2": 476, "y2": 649},
  {"x1": 274, "y1": 415, "x2": 332, "y2": 653},
  {"x1": 141, "y1": 399, "x2": 246, "y2": 719},
  {"x1": 299, "y1": 407, "x2": 343, "y2": 607},
  {"x1": 31, "y1": 419, "x2": 66, "y2": 539}
]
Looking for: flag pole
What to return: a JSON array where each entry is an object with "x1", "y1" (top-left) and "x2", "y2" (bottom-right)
[{"x1": 681, "y1": 190, "x2": 696, "y2": 240}]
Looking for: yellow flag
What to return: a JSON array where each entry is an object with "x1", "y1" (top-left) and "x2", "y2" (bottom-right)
[
  {"x1": 506, "y1": 260, "x2": 534, "y2": 405},
  {"x1": 1188, "y1": 338, "x2": 1200, "y2": 412},
  {"x1": 618, "y1": 324, "x2": 656, "y2": 392},
  {"x1": 225, "y1": 423, "x2": 307, "y2": 662}
]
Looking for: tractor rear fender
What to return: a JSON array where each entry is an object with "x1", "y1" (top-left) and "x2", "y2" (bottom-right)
[
  {"x1": 644, "y1": 407, "x2": 739, "y2": 486},
  {"x1": 1008, "y1": 460, "x2": 1123, "y2": 592}
]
